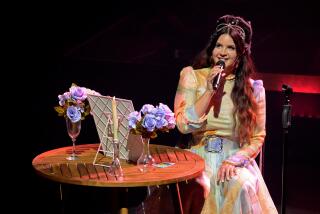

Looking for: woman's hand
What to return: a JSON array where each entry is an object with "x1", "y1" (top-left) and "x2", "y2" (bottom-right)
[
  {"x1": 207, "y1": 65, "x2": 225, "y2": 92},
  {"x1": 217, "y1": 162, "x2": 237, "y2": 183}
]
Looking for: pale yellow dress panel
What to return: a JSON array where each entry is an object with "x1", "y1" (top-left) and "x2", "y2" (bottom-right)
[{"x1": 174, "y1": 67, "x2": 278, "y2": 213}]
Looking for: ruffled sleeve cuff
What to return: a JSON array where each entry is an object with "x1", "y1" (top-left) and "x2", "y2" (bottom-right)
[
  {"x1": 223, "y1": 154, "x2": 252, "y2": 167},
  {"x1": 184, "y1": 105, "x2": 207, "y2": 127},
  {"x1": 252, "y1": 79, "x2": 265, "y2": 102}
]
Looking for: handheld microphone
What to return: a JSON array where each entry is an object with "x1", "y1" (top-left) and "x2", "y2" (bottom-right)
[{"x1": 212, "y1": 60, "x2": 225, "y2": 90}]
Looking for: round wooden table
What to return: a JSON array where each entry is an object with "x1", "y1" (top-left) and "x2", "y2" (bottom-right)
[{"x1": 32, "y1": 143, "x2": 205, "y2": 213}]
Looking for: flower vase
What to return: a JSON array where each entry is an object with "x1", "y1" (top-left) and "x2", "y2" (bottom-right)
[
  {"x1": 137, "y1": 137, "x2": 155, "y2": 172},
  {"x1": 107, "y1": 139, "x2": 123, "y2": 177},
  {"x1": 65, "y1": 117, "x2": 81, "y2": 160}
]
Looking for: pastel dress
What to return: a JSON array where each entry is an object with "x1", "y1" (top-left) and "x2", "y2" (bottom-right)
[{"x1": 174, "y1": 66, "x2": 278, "y2": 214}]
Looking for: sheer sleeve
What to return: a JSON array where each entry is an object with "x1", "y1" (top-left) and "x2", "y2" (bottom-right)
[
  {"x1": 174, "y1": 66, "x2": 207, "y2": 134},
  {"x1": 224, "y1": 80, "x2": 266, "y2": 166}
]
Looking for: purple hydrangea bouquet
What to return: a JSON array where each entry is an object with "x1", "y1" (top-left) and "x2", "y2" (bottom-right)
[
  {"x1": 128, "y1": 103, "x2": 176, "y2": 139},
  {"x1": 54, "y1": 83, "x2": 100, "y2": 123}
]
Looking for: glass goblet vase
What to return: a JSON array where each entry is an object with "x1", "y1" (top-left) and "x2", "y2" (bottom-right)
[
  {"x1": 137, "y1": 137, "x2": 155, "y2": 173},
  {"x1": 65, "y1": 117, "x2": 81, "y2": 160}
]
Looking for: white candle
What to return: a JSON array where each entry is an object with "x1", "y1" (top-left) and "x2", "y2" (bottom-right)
[{"x1": 112, "y1": 96, "x2": 118, "y2": 140}]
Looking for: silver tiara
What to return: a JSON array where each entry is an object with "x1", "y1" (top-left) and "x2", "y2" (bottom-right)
[{"x1": 215, "y1": 22, "x2": 246, "y2": 42}]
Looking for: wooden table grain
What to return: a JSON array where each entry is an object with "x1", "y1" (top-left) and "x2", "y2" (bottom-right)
[
  {"x1": 32, "y1": 144, "x2": 204, "y2": 186},
  {"x1": 32, "y1": 143, "x2": 205, "y2": 213}
]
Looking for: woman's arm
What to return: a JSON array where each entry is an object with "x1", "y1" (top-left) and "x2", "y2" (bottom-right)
[
  {"x1": 174, "y1": 67, "x2": 216, "y2": 134},
  {"x1": 224, "y1": 80, "x2": 266, "y2": 166}
]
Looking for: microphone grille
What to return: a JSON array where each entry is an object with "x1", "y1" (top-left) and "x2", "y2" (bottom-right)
[{"x1": 216, "y1": 60, "x2": 225, "y2": 68}]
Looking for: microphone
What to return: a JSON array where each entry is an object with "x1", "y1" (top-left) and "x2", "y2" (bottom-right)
[{"x1": 212, "y1": 60, "x2": 225, "y2": 90}]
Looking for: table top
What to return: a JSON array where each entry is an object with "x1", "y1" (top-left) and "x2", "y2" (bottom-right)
[{"x1": 32, "y1": 144, "x2": 205, "y2": 187}]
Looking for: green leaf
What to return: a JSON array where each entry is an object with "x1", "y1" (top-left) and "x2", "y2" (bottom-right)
[
  {"x1": 54, "y1": 106, "x2": 65, "y2": 115},
  {"x1": 150, "y1": 132, "x2": 157, "y2": 139},
  {"x1": 84, "y1": 105, "x2": 91, "y2": 116}
]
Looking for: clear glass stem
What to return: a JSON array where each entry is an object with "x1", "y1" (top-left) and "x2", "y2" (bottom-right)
[
  {"x1": 137, "y1": 137, "x2": 155, "y2": 172},
  {"x1": 142, "y1": 138, "x2": 151, "y2": 158},
  {"x1": 71, "y1": 138, "x2": 76, "y2": 157},
  {"x1": 107, "y1": 139, "x2": 123, "y2": 177},
  {"x1": 66, "y1": 118, "x2": 81, "y2": 161}
]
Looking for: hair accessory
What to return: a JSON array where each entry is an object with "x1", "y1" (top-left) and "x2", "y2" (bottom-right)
[
  {"x1": 212, "y1": 15, "x2": 253, "y2": 54},
  {"x1": 215, "y1": 15, "x2": 252, "y2": 43},
  {"x1": 215, "y1": 23, "x2": 246, "y2": 41}
]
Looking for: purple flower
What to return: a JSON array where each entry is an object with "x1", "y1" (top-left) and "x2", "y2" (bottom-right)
[
  {"x1": 70, "y1": 86, "x2": 87, "y2": 101},
  {"x1": 156, "y1": 118, "x2": 168, "y2": 129},
  {"x1": 167, "y1": 116, "x2": 176, "y2": 129},
  {"x1": 128, "y1": 111, "x2": 141, "y2": 129},
  {"x1": 158, "y1": 103, "x2": 172, "y2": 114},
  {"x1": 141, "y1": 104, "x2": 155, "y2": 114},
  {"x1": 128, "y1": 103, "x2": 176, "y2": 139},
  {"x1": 158, "y1": 103, "x2": 176, "y2": 128},
  {"x1": 58, "y1": 92, "x2": 71, "y2": 106},
  {"x1": 54, "y1": 83, "x2": 100, "y2": 121},
  {"x1": 142, "y1": 114, "x2": 157, "y2": 132},
  {"x1": 66, "y1": 106, "x2": 81, "y2": 123},
  {"x1": 154, "y1": 107, "x2": 165, "y2": 119}
]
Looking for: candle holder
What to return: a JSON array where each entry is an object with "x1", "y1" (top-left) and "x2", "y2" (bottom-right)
[{"x1": 106, "y1": 139, "x2": 123, "y2": 177}]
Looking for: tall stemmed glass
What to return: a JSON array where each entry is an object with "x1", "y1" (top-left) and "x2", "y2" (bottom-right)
[{"x1": 66, "y1": 117, "x2": 81, "y2": 160}]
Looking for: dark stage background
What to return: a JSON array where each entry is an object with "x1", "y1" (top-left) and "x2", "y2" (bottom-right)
[{"x1": 27, "y1": 1, "x2": 320, "y2": 213}]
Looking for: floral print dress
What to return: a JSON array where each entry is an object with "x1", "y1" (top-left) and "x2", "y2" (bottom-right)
[{"x1": 174, "y1": 66, "x2": 278, "y2": 214}]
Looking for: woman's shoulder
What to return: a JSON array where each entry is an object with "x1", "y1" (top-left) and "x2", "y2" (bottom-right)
[
  {"x1": 180, "y1": 66, "x2": 210, "y2": 77},
  {"x1": 250, "y1": 78, "x2": 265, "y2": 101},
  {"x1": 180, "y1": 66, "x2": 193, "y2": 75},
  {"x1": 250, "y1": 78, "x2": 264, "y2": 88}
]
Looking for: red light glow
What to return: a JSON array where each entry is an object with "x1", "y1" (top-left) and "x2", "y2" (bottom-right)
[{"x1": 256, "y1": 73, "x2": 320, "y2": 94}]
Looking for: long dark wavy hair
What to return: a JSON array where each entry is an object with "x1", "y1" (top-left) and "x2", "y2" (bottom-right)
[{"x1": 192, "y1": 15, "x2": 257, "y2": 145}]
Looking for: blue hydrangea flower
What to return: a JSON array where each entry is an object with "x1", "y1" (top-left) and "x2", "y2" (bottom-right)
[
  {"x1": 142, "y1": 114, "x2": 157, "y2": 132},
  {"x1": 54, "y1": 83, "x2": 100, "y2": 121},
  {"x1": 70, "y1": 86, "x2": 87, "y2": 101},
  {"x1": 66, "y1": 106, "x2": 82, "y2": 123},
  {"x1": 128, "y1": 103, "x2": 176, "y2": 139},
  {"x1": 141, "y1": 104, "x2": 156, "y2": 115},
  {"x1": 128, "y1": 111, "x2": 141, "y2": 129}
]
